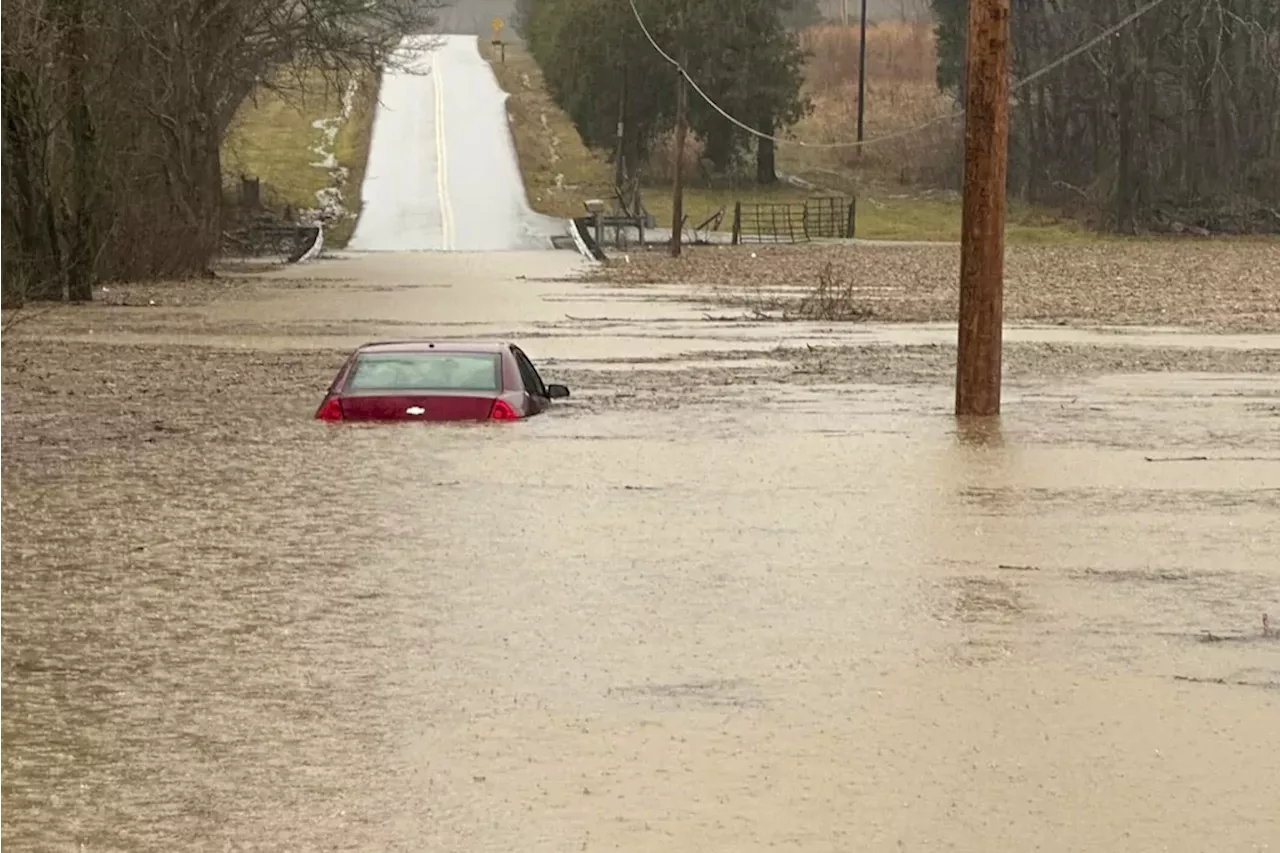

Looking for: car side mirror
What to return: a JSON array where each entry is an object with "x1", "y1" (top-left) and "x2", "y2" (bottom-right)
[{"x1": 545, "y1": 383, "x2": 570, "y2": 400}]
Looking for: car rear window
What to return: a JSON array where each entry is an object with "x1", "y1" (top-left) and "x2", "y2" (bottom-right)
[{"x1": 345, "y1": 352, "x2": 501, "y2": 392}]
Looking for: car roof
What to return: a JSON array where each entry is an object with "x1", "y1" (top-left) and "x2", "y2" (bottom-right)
[{"x1": 355, "y1": 340, "x2": 511, "y2": 355}]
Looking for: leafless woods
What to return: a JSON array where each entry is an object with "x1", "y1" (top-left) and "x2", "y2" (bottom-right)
[
  {"x1": 1, "y1": 0, "x2": 439, "y2": 306},
  {"x1": 935, "y1": 0, "x2": 1280, "y2": 233}
]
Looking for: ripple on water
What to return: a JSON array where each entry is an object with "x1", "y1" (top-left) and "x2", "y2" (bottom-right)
[{"x1": 4, "y1": 342, "x2": 1279, "y2": 851}]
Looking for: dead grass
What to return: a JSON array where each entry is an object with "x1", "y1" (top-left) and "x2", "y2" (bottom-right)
[
  {"x1": 0, "y1": 307, "x2": 29, "y2": 343},
  {"x1": 326, "y1": 74, "x2": 380, "y2": 247},
  {"x1": 221, "y1": 69, "x2": 378, "y2": 247},
  {"x1": 714, "y1": 262, "x2": 875, "y2": 321},
  {"x1": 594, "y1": 240, "x2": 1280, "y2": 332},
  {"x1": 778, "y1": 20, "x2": 1092, "y2": 242},
  {"x1": 800, "y1": 21, "x2": 937, "y2": 89},
  {"x1": 790, "y1": 21, "x2": 956, "y2": 183},
  {"x1": 793, "y1": 262, "x2": 876, "y2": 320},
  {"x1": 489, "y1": 20, "x2": 1091, "y2": 243},
  {"x1": 785, "y1": 81, "x2": 959, "y2": 187},
  {"x1": 479, "y1": 39, "x2": 614, "y2": 219},
  {"x1": 1, "y1": 303, "x2": 59, "y2": 336}
]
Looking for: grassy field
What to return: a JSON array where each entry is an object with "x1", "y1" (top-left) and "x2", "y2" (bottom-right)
[
  {"x1": 863, "y1": 197, "x2": 1091, "y2": 243},
  {"x1": 483, "y1": 26, "x2": 1090, "y2": 243},
  {"x1": 634, "y1": 184, "x2": 1092, "y2": 244},
  {"x1": 479, "y1": 39, "x2": 614, "y2": 219},
  {"x1": 222, "y1": 70, "x2": 379, "y2": 248},
  {"x1": 776, "y1": 22, "x2": 1092, "y2": 242}
]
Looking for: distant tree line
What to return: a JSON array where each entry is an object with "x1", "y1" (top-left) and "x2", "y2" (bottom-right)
[
  {"x1": 932, "y1": 0, "x2": 1280, "y2": 233},
  {"x1": 1, "y1": 0, "x2": 436, "y2": 306},
  {"x1": 514, "y1": 0, "x2": 815, "y2": 199}
]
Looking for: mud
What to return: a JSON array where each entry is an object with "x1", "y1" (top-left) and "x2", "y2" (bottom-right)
[
  {"x1": 3, "y1": 250, "x2": 1279, "y2": 852},
  {"x1": 599, "y1": 240, "x2": 1280, "y2": 333}
]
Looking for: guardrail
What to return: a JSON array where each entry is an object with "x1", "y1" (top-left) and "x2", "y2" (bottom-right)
[
  {"x1": 568, "y1": 217, "x2": 606, "y2": 261},
  {"x1": 222, "y1": 222, "x2": 322, "y2": 263}
]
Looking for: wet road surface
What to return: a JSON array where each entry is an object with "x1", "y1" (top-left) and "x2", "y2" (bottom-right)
[
  {"x1": 3, "y1": 252, "x2": 1279, "y2": 851},
  {"x1": 347, "y1": 37, "x2": 562, "y2": 252}
]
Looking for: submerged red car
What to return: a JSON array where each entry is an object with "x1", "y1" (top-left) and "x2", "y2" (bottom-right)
[{"x1": 314, "y1": 340, "x2": 570, "y2": 422}]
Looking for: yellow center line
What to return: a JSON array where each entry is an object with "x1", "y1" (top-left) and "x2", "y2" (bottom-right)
[{"x1": 433, "y1": 50, "x2": 454, "y2": 250}]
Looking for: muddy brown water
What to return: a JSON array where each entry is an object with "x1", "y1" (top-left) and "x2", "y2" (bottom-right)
[{"x1": 3, "y1": 252, "x2": 1279, "y2": 851}]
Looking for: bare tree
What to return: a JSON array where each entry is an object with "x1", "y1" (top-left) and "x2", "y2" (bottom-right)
[
  {"x1": 1, "y1": 0, "x2": 442, "y2": 305},
  {"x1": 1007, "y1": 0, "x2": 1280, "y2": 232}
]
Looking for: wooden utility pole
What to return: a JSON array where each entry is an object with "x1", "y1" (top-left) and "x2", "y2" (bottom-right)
[
  {"x1": 615, "y1": 72, "x2": 627, "y2": 191},
  {"x1": 954, "y1": 0, "x2": 1011, "y2": 416},
  {"x1": 669, "y1": 7, "x2": 688, "y2": 258},
  {"x1": 855, "y1": 0, "x2": 868, "y2": 152}
]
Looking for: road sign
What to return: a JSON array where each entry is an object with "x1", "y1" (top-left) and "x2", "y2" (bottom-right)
[{"x1": 492, "y1": 17, "x2": 504, "y2": 34}]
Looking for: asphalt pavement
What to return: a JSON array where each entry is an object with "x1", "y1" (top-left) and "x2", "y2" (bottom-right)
[{"x1": 347, "y1": 35, "x2": 564, "y2": 252}]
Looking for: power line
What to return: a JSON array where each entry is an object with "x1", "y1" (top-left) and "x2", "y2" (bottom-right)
[{"x1": 626, "y1": 0, "x2": 1177, "y2": 150}]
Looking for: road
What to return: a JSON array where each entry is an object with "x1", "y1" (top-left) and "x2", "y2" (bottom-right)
[
  {"x1": 347, "y1": 35, "x2": 564, "y2": 252},
  {"x1": 433, "y1": 0, "x2": 526, "y2": 36},
  {"x1": 3, "y1": 250, "x2": 1279, "y2": 851},
  {"x1": 428, "y1": 0, "x2": 933, "y2": 33}
]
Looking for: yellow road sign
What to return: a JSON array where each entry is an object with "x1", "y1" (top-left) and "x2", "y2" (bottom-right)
[{"x1": 492, "y1": 17, "x2": 504, "y2": 33}]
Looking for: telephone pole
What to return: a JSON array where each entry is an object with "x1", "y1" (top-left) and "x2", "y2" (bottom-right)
[
  {"x1": 669, "y1": 6, "x2": 688, "y2": 258},
  {"x1": 615, "y1": 73, "x2": 627, "y2": 191},
  {"x1": 954, "y1": 0, "x2": 1011, "y2": 416},
  {"x1": 855, "y1": 0, "x2": 868, "y2": 151}
]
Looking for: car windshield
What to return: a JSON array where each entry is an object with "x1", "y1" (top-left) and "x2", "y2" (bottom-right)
[{"x1": 344, "y1": 352, "x2": 501, "y2": 392}]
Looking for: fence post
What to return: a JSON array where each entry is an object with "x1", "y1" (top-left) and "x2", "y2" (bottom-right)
[
  {"x1": 731, "y1": 201, "x2": 742, "y2": 245},
  {"x1": 241, "y1": 175, "x2": 261, "y2": 209},
  {"x1": 847, "y1": 197, "x2": 857, "y2": 239}
]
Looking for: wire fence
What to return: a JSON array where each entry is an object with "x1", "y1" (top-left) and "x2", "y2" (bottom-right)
[{"x1": 730, "y1": 196, "x2": 856, "y2": 244}]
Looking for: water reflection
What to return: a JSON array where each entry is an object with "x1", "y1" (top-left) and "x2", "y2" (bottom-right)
[
  {"x1": 953, "y1": 414, "x2": 1005, "y2": 449},
  {"x1": 920, "y1": 413, "x2": 1039, "y2": 665}
]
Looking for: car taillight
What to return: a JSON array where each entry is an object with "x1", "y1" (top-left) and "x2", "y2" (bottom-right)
[
  {"x1": 316, "y1": 397, "x2": 343, "y2": 421},
  {"x1": 489, "y1": 399, "x2": 519, "y2": 421}
]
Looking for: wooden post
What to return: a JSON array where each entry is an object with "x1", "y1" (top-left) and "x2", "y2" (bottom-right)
[
  {"x1": 955, "y1": 0, "x2": 1011, "y2": 417},
  {"x1": 732, "y1": 201, "x2": 742, "y2": 245},
  {"x1": 670, "y1": 7, "x2": 688, "y2": 258},
  {"x1": 614, "y1": 72, "x2": 627, "y2": 191},
  {"x1": 241, "y1": 176, "x2": 261, "y2": 209},
  {"x1": 855, "y1": 0, "x2": 868, "y2": 157}
]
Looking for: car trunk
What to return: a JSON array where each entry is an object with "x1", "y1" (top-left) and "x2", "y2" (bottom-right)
[{"x1": 339, "y1": 393, "x2": 498, "y2": 422}]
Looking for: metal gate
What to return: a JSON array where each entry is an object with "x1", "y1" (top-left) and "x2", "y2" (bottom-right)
[{"x1": 731, "y1": 195, "x2": 855, "y2": 244}]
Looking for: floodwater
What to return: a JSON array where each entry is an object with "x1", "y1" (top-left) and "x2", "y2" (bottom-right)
[{"x1": 3, "y1": 251, "x2": 1279, "y2": 852}]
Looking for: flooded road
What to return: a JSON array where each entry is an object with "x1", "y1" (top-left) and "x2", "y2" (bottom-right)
[{"x1": 3, "y1": 251, "x2": 1279, "y2": 851}]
